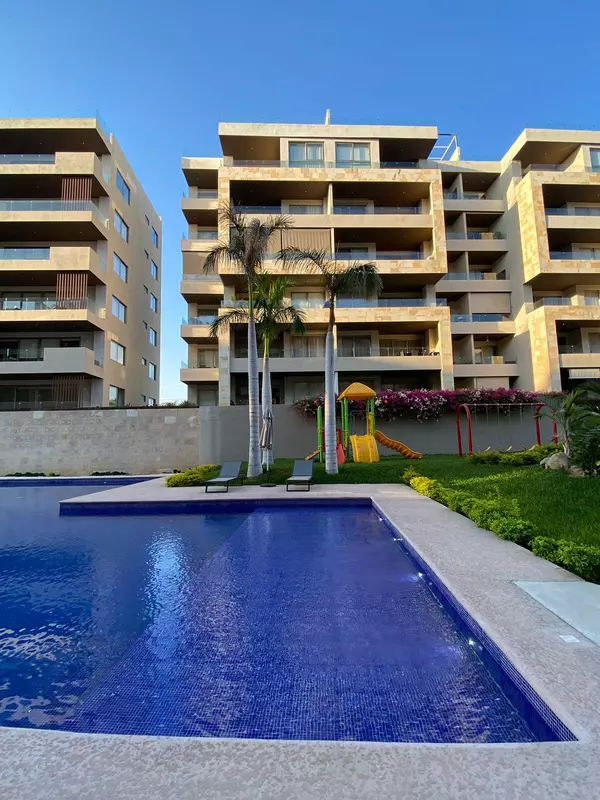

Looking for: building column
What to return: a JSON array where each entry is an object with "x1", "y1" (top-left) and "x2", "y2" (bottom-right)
[{"x1": 218, "y1": 328, "x2": 231, "y2": 405}]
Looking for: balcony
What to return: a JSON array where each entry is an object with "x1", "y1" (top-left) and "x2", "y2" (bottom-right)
[
  {"x1": 546, "y1": 208, "x2": 600, "y2": 236},
  {"x1": 180, "y1": 273, "x2": 224, "y2": 301},
  {"x1": 0, "y1": 347, "x2": 102, "y2": 377},
  {"x1": 550, "y1": 250, "x2": 600, "y2": 261},
  {"x1": 0, "y1": 246, "x2": 105, "y2": 283},
  {"x1": 0, "y1": 199, "x2": 109, "y2": 241},
  {"x1": 0, "y1": 298, "x2": 105, "y2": 330},
  {"x1": 0, "y1": 152, "x2": 108, "y2": 191},
  {"x1": 228, "y1": 160, "x2": 423, "y2": 170},
  {"x1": 558, "y1": 346, "x2": 600, "y2": 369},
  {"x1": 180, "y1": 361, "x2": 219, "y2": 384},
  {"x1": 443, "y1": 192, "x2": 505, "y2": 214},
  {"x1": 450, "y1": 313, "x2": 514, "y2": 334},
  {"x1": 180, "y1": 316, "x2": 218, "y2": 343},
  {"x1": 229, "y1": 349, "x2": 442, "y2": 374},
  {"x1": 182, "y1": 190, "x2": 219, "y2": 224},
  {"x1": 0, "y1": 154, "x2": 55, "y2": 164},
  {"x1": 452, "y1": 356, "x2": 518, "y2": 378},
  {"x1": 181, "y1": 230, "x2": 219, "y2": 253},
  {"x1": 233, "y1": 204, "x2": 432, "y2": 230},
  {"x1": 446, "y1": 232, "x2": 507, "y2": 249},
  {"x1": 439, "y1": 271, "x2": 510, "y2": 293}
]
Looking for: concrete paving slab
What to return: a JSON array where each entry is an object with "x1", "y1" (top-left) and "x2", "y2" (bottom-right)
[{"x1": 515, "y1": 581, "x2": 600, "y2": 646}]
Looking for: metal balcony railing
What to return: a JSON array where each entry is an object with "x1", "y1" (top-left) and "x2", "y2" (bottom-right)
[
  {"x1": 446, "y1": 231, "x2": 506, "y2": 240},
  {"x1": 0, "y1": 154, "x2": 55, "y2": 164}
]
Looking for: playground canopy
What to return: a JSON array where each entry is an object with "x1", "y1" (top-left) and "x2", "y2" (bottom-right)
[{"x1": 338, "y1": 382, "x2": 376, "y2": 401}]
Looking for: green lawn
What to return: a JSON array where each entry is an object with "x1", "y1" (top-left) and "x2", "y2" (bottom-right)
[{"x1": 242, "y1": 455, "x2": 600, "y2": 547}]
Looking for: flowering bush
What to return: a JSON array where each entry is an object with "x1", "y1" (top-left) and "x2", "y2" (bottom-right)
[{"x1": 292, "y1": 388, "x2": 543, "y2": 423}]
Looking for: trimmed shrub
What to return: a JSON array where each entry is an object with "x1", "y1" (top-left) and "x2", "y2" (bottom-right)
[
  {"x1": 402, "y1": 466, "x2": 421, "y2": 485},
  {"x1": 466, "y1": 444, "x2": 561, "y2": 466},
  {"x1": 532, "y1": 537, "x2": 600, "y2": 582},
  {"x1": 91, "y1": 471, "x2": 129, "y2": 476},
  {"x1": 489, "y1": 517, "x2": 536, "y2": 547},
  {"x1": 166, "y1": 464, "x2": 219, "y2": 487},
  {"x1": 409, "y1": 476, "x2": 441, "y2": 499},
  {"x1": 571, "y1": 428, "x2": 600, "y2": 476}
]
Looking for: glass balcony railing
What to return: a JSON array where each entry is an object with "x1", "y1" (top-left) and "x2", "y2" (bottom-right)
[
  {"x1": 190, "y1": 231, "x2": 218, "y2": 240},
  {"x1": 182, "y1": 316, "x2": 218, "y2": 326},
  {"x1": 443, "y1": 191, "x2": 488, "y2": 200},
  {"x1": 0, "y1": 298, "x2": 88, "y2": 311},
  {"x1": 446, "y1": 231, "x2": 506, "y2": 240},
  {"x1": 230, "y1": 159, "x2": 420, "y2": 169},
  {"x1": 453, "y1": 356, "x2": 516, "y2": 365},
  {"x1": 546, "y1": 207, "x2": 600, "y2": 217},
  {"x1": 378, "y1": 347, "x2": 431, "y2": 357},
  {"x1": 187, "y1": 189, "x2": 218, "y2": 199},
  {"x1": 534, "y1": 297, "x2": 572, "y2": 308},
  {"x1": 550, "y1": 250, "x2": 600, "y2": 260},
  {"x1": 234, "y1": 205, "x2": 286, "y2": 214},
  {"x1": 451, "y1": 313, "x2": 510, "y2": 322},
  {"x1": 181, "y1": 272, "x2": 218, "y2": 280},
  {"x1": 0, "y1": 199, "x2": 103, "y2": 214},
  {"x1": 337, "y1": 298, "x2": 429, "y2": 308},
  {"x1": 333, "y1": 250, "x2": 427, "y2": 261},
  {"x1": 0, "y1": 247, "x2": 50, "y2": 260},
  {"x1": 441, "y1": 270, "x2": 507, "y2": 281},
  {"x1": 333, "y1": 205, "x2": 421, "y2": 215},
  {"x1": 585, "y1": 297, "x2": 600, "y2": 306},
  {"x1": 0, "y1": 154, "x2": 55, "y2": 164}
]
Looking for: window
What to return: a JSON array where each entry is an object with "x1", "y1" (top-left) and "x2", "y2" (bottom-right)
[
  {"x1": 150, "y1": 260, "x2": 158, "y2": 280},
  {"x1": 197, "y1": 349, "x2": 218, "y2": 368},
  {"x1": 143, "y1": 285, "x2": 149, "y2": 295},
  {"x1": 116, "y1": 170, "x2": 130, "y2": 204},
  {"x1": 335, "y1": 142, "x2": 371, "y2": 168},
  {"x1": 141, "y1": 394, "x2": 146, "y2": 404},
  {"x1": 145, "y1": 215, "x2": 150, "y2": 226},
  {"x1": 148, "y1": 397, "x2": 156, "y2": 406},
  {"x1": 150, "y1": 293, "x2": 158, "y2": 312},
  {"x1": 111, "y1": 296, "x2": 127, "y2": 323},
  {"x1": 338, "y1": 335, "x2": 371, "y2": 357},
  {"x1": 291, "y1": 335, "x2": 325, "y2": 357},
  {"x1": 109, "y1": 340, "x2": 126, "y2": 364},
  {"x1": 143, "y1": 321, "x2": 148, "y2": 330},
  {"x1": 288, "y1": 141, "x2": 324, "y2": 167},
  {"x1": 113, "y1": 210, "x2": 129, "y2": 242},
  {"x1": 149, "y1": 362, "x2": 157, "y2": 380},
  {"x1": 108, "y1": 385, "x2": 125, "y2": 407},
  {"x1": 288, "y1": 203, "x2": 323, "y2": 214},
  {"x1": 152, "y1": 227, "x2": 159, "y2": 247},
  {"x1": 149, "y1": 327, "x2": 158, "y2": 346},
  {"x1": 113, "y1": 253, "x2": 128, "y2": 282},
  {"x1": 141, "y1": 357, "x2": 147, "y2": 366},
  {"x1": 144, "y1": 250, "x2": 149, "y2": 260},
  {"x1": 591, "y1": 149, "x2": 600, "y2": 172},
  {"x1": 291, "y1": 291, "x2": 325, "y2": 309}
]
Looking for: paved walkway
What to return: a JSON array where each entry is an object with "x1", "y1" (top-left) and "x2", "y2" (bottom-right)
[{"x1": 1, "y1": 480, "x2": 599, "y2": 799}]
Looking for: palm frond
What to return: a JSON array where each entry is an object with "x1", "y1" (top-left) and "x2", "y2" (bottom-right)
[
  {"x1": 333, "y1": 261, "x2": 382, "y2": 297},
  {"x1": 278, "y1": 247, "x2": 333, "y2": 277},
  {"x1": 208, "y1": 305, "x2": 249, "y2": 338}
]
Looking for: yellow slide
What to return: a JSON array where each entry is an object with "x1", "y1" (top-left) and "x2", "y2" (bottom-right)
[
  {"x1": 349, "y1": 434, "x2": 380, "y2": 463},
  {"x1": 374, "y1": 430, "x2": 422, "y2": 459}
]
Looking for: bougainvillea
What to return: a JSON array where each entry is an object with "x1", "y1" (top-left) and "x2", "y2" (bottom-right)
[{"x1": 293, "y1": 388, "x2": 544, "y2": 423}]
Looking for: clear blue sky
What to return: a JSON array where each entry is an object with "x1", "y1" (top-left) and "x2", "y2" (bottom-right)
[{"x1": 2, "y1": 0, "x2": 598, "y2": 400}]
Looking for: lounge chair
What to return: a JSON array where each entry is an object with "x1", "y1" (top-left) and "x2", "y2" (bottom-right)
[
  {"x1": 286, "y1": 460, "x2": 313, "y2": 492},
  {"x1": 204, "y1": 461, "x2": 243, "y2": 493}
]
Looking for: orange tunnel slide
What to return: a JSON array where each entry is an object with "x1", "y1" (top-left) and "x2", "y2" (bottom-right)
[{"x1": 374, "y1": 430, "x2": 422, "y2": 459}]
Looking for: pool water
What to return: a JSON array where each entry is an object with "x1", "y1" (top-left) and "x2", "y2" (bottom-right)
[{"x1": 0, "y1": 485, "x2": 558, "y2": 742}]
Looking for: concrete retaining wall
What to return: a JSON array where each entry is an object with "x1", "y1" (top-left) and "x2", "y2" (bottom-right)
[{"x1": 0, "y1": 404, "x2": 556, "y2": 475}]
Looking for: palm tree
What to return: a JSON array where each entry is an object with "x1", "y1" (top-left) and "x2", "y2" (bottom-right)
[
  {"x1": 535, "y1": 389, "x2": 595, "y2": 457},
  {"x1": 278, "y1": 247, "x2": 382, "y2": 474},
  {"x1": 203, "y1": 204, "x2": 290, "y2": 478},
  {"x1": 209, "y1": 274, "x2": 305, "y2": 467}
]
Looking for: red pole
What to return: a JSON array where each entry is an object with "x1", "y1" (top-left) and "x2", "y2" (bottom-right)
[
  {"x1": 456, "y1": 404, "x2": 473, "y2": 456},
  {"x1": 535, "y1": 402, "x2": 559, "y2": 445}
]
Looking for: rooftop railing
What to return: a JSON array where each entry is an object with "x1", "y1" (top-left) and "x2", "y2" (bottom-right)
[
  {"x1": 451, "y1": 313, "x2": 511, "y2": 323},
  {"x1": 546, "y1": 207, "x2": 600, "y2": 217},
  {"x1": 0, "y1": 154, "x2": 55, "y2": 164}
]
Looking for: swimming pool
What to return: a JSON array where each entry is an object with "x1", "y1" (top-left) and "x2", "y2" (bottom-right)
[{"x1": 0, "y1": 484, "x2": 572, "y2": 742}]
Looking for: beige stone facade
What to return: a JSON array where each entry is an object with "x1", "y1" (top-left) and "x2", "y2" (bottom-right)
[
  {"x1": 0, "y1": 118, "x2": 161, "y2": 409},
  {"x1": 180, "y1": 123, "x2": 600, "y2": 404}
]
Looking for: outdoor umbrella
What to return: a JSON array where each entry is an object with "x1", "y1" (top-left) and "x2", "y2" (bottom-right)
[{"x1": 259, "y1": 408, "x2": 275, "y2": 486}]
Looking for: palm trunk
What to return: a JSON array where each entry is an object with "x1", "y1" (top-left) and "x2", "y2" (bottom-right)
[
  {"x1": 324, "y1": 300, "x2": 338, "y2": 474},
  {"x1": 261, "y1": 338, "x2": 273, "y2": 467},
  {"x1": 247, "y1": 311, "x2": 262, "y2": 478}
]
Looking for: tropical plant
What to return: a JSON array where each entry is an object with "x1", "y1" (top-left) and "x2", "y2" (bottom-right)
[
  {"x1": 536, "y1": 384, "x2": 600, "y2": 458},
  {"x1": 204, "y1": 205, "x2": 290, "y2": 478},
  {"x1": 279, "y1": 247, "x2": 382, "y2": 474},
  {"x1": 209, "y1": 274, "x2": 305, "y2": 466}
]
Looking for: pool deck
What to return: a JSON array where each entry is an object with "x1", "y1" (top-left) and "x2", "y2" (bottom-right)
[{"x1": 2, "y1": 479, "x2": 600, "y2": 799}]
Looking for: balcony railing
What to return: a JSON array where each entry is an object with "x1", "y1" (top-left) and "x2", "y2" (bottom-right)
[
  {"x1": 446, "y1": 231, "x2": 506, "y2": 240},
  {"x1": 550, "y1": 250, "x2": 600, "y2": 260},
  {"x1": 230, "y1": 159, "x2": 421, "y2": 169},
  {"x1": 0, "y1": 298, "x2": 88, "y2": 311},
  {"x1": 443, "y1": 191, "x2": 488, "y2": 200},
  {"x1": 337, "y1": 298, "x2": 429, "y2": 308},
  {"x1": 533, "y1": 297, "x2": 572, "y2": 308},
  {"x1": 558, "y1": 345, "x2": 600, "y2": 354},
  {"x1": 0, "y1": 154, "x2": 55, "y2": 164},
  {"x1": 182, "y1": 316, "x2": 218, "y2": 326},
  {"x1": 181, "y1": 272, "x2": 218, "y2": 280},
  {"x1": 187, "y1": 189, "x2": 218, "y2": 199},
  {"x1": 333, "y1": 250, "x2": 427, "y2": 261},
  {"x1": 333, "y1": 205, "x2": 421, "y2": 215},
  {"x1": 0, "y1": 247, "x2": 50, "y2": 260},
  {"x1": 451, "y1": 313, "x2": 511, "y2": 322},
  {"x1": 453, "y1": 356, "x2": 516, "y2": 365},
  {"x1": 526, "y1": 164, "x2": 598, "y2": 174},
  {"x1": 585, "y1": 297, "x2": 600, "y2": 306},
  {"x1": 378, "y1": 347, "x2": 430, "y2": 357},
  {"x1": 0, "y1": 199, "x2": 104, "y2": 215},
  {"x1": 546, "y1": 207, "x2": 600, "y2": 217},
  {"x1": 442, "y1": 271, "x2": 506, "y2": 280},
  {"x1": 189, "y1": 230, "x2": 219, "y2": 240}
]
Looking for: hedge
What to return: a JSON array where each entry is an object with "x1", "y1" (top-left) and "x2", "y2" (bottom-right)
[
  {"x1": 166, "y1": 464, "x2": 219, "y2": 487},
  {"x1": 465, "y1": 444, "x2": 561, "y2": 466},
  {"x1": 403, "y1": 470, "x2": 600, "y2": 580}
]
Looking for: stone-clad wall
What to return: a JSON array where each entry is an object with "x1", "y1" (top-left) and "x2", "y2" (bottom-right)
[{"x1": 0, "y1": 405, "x2": 555, "y2": 475}]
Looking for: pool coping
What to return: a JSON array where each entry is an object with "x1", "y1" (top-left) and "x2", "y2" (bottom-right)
[{"x1": 1, "y1": 480, "x2": 600, "y2": 798}]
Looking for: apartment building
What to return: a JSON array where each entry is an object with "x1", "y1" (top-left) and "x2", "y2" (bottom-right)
[
  {"x1": 180, "y1": 122, "x2": 600, "y2": 405},
  {"x1": 0, "y1": 118, "x2": 161, "y2": 410}
]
